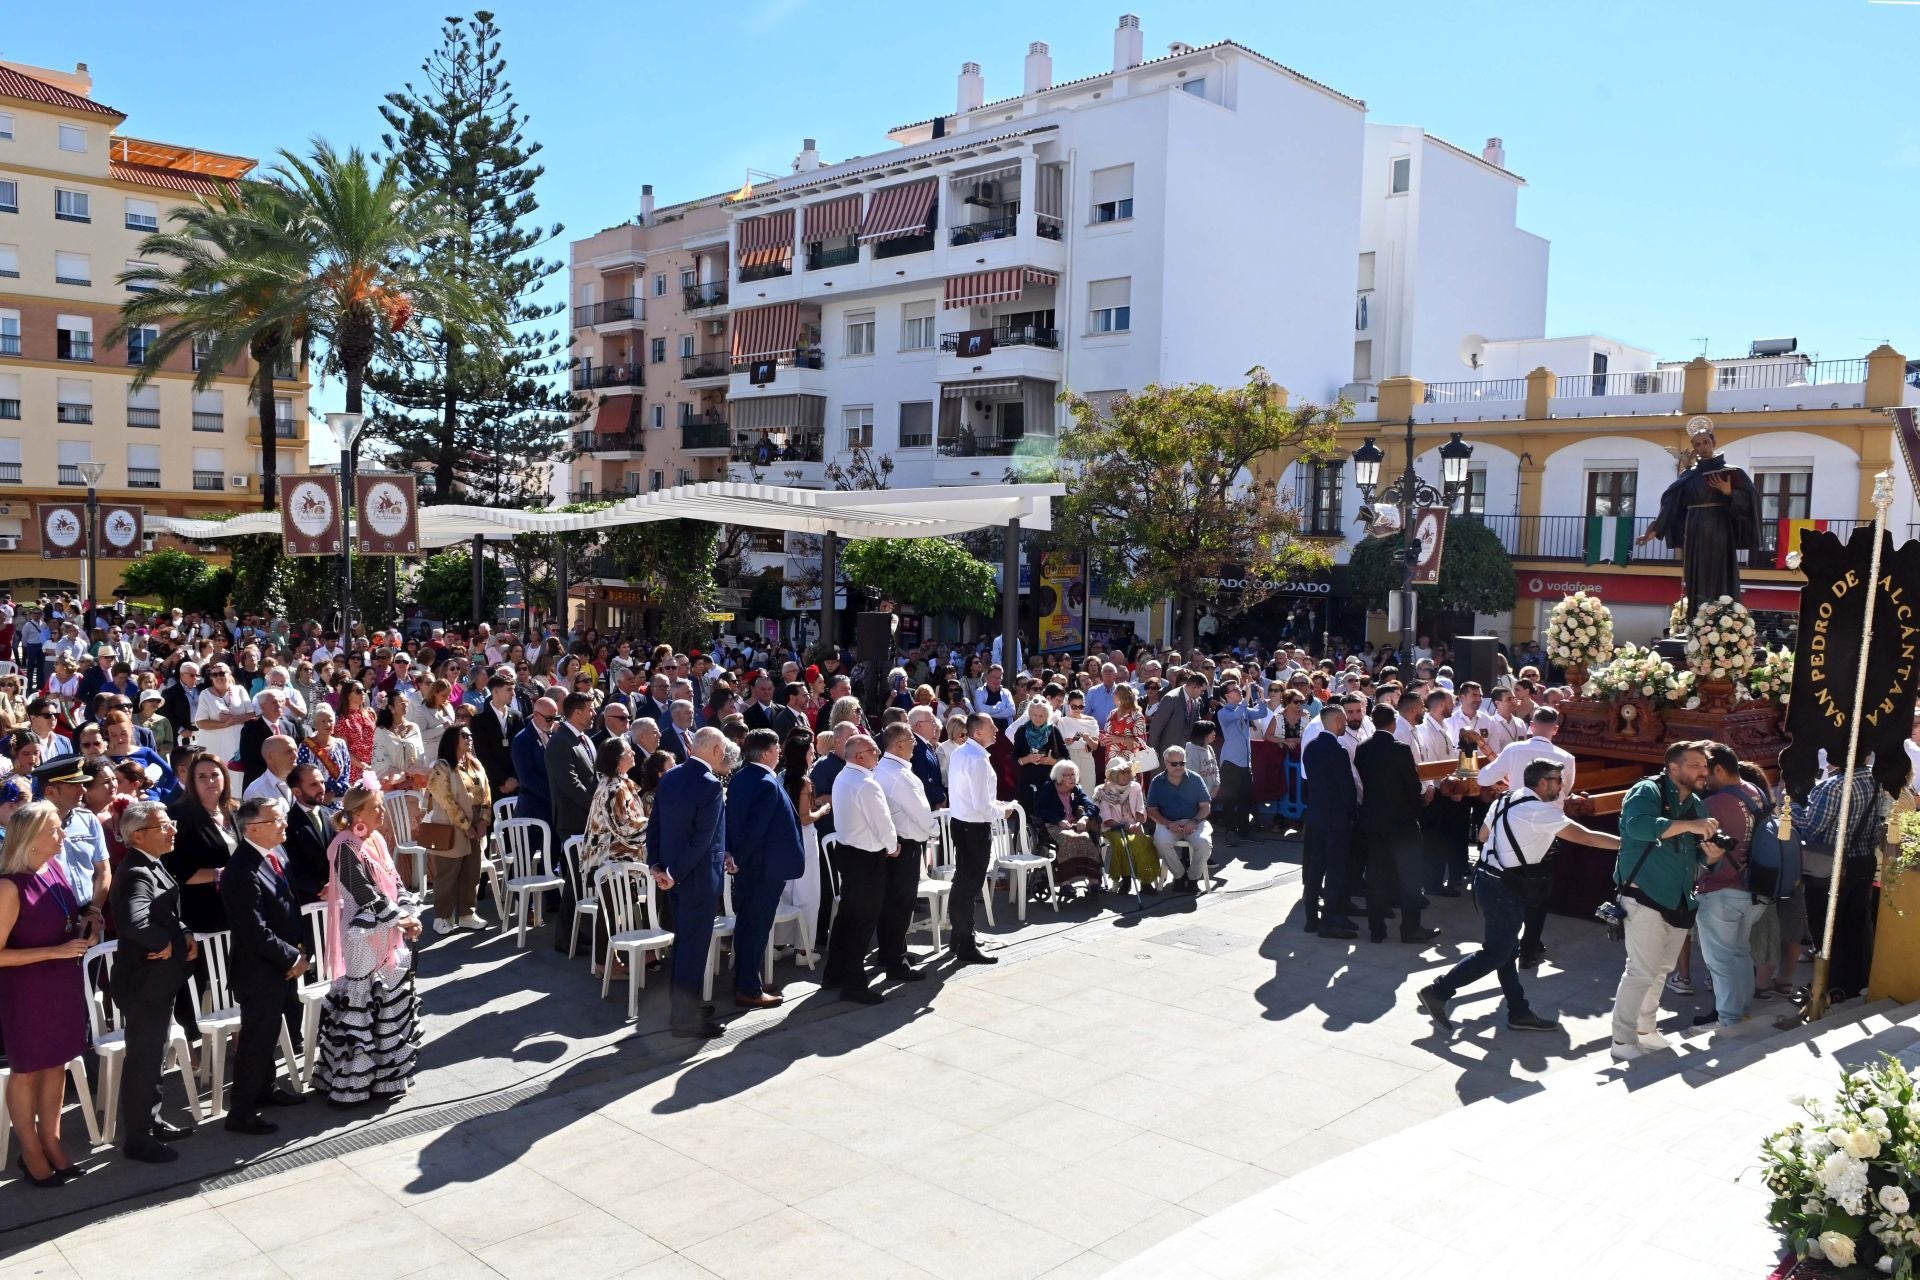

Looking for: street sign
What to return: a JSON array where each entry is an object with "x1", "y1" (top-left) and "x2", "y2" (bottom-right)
[
  {"x1": 37, "y1": 503, "x2": 85, "y2": 559},
  {"x1": 279, "y1": 474, "x2": 343, "y2": 556},
  {"x1": 354, "y1": 472, "x2": 420, "y2": 556},
  {"x1": 706, "y1": 611, "x2": 736, "y2": 621},
  {"x1": 98, "y1": 505, "x2": 143, "y2": 558}
]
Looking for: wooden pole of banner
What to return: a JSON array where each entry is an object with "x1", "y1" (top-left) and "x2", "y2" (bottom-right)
[
  {"x1": 471, "y1": 534, "x2": 484, "y2": 631},
  {"x1": 1804, "y1": 470, "x2": 1895, "y2": 1023}
]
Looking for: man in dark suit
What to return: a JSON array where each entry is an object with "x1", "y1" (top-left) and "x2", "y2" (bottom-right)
[
  {"x1": 634, "y1": 672, "x2": 672, "y2": 729},
  {"x1": 236, "y1": 690, "x2": 300, "y2": 788},
  {"x1": 471, "y1": 674, "x2": 523, "y2": 798},
  {"x1": 545, "y1": 692, "x2": 597, "y2": 952},
  {"x1": 768, "y1": 682, "x2": 807, "y2": 745},
  {"x1": 606, "y1": 667, "x2": 647, "y2": 720},
  {"x1": 592, "y1": 700, "x2": 632, "y2": 749},
  {"x1": 907, "y1": 707, "x2": 947, "y2": 809},
  {"x1": 1300, "y1": 706, "x2": 1359, "y2": 939},
  {"x1": 282, "y1": 764, "x2": 333, "y2": 906},
  {"x1": 725, "y1": 728, "x2": 804, "y2": 1009},
  {"x1": 741, "y1": 677, "x2": 779, "y2": 734},
  {"x1": 647, "y1": 727, "x2": 729, "y2": 1038},
  {"x1": 1354, "y1": 705, "x2": 1439, "y2": 944},
  {"x1": 108, "y1": 798, "x2": 194, "y2": 1162},
  {"x1": 218, "y1": 797, "x2": 307, "y2": 1135},
  {"x1": 657, "y1": 701, "x2": 693, "y2": 765},
  {"x1": 1147, "y1": 672, "x2": 1207, "y2": 762},
  {"x1": 510, "y1": 696, "x2": 556, "y2": 830}
]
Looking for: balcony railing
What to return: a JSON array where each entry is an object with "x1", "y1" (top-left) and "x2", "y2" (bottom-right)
[
  {"x1": 126, "y1": 407, "x2": 161, "y2": 428},
  {"x1": 939, "y1": 323, "x2": 1060, "y2": 352},
  {"x1": 128, "y1": 467, "x2": 161, "y2": 488},
  {"x1": 572, "y1": 297, "x2": 643, "y2": 328},
  {"x1": 739, "y1": 259, "x2": 792, "y2": 283},
  {"x1": 572, "y1": 432, "x2": 644, "y2": 454},
  {"x1": 1456, "y1": 513, "x2": 1872, "y2": 565},
  {"x1": 806, "y1": 243, "x2": 859, "y2": 271},
  {"x1": 681, "y1": 422, "x2": 729, "y2": 451},
  {"x1": 1424, "y1": 377, "x2": 1526, "y2": 404},
  {"x1": 733, "y1": 430, "x2": 824, "y2": 464},
  {"x1": 1712, "y1": 358, "x2": 1870, "y2": 390},
  {"x1": 874, "y1": 231, "x2": 934, "y2": 260},
  {"x1": 1036, "y1": 214, "x2": 1063, "y2": 241},
  {"x1": 681, "y1": 351, "x2": 733, "y2": 380},
  {"x1": 937, "y1": 431, "x2": 1045, "y2": 458},
  {"x1": 192, "y1": 412, "x2": 224, "y2": 432},
  {"x1": 58, "y1": 338, "x2": 93, "y2": 363},
  {"x1": 570, "y1": 480, "x2": 646, "y2": 505},
  {"x1": 1554, "y1": 369, "x2": 1685, "y2": 398},
  {"x1": 0, "y1": 399, "x2": 17, "y2": 420},
  {"x1": 192, "y1": 470, "x2": 224, "y2": 491},
  {"x1": 56, "y1": 404, "x2": 92, "y2": 424},
  {"x1": 127, "y1": 345, "x2": 154, "y2": 367},
  {"x1": 571, "y1": 362, "x2": 644, "y2": 390},
  {"x1": 949, "y1": 214, "x2": 1019, "y2": 246},
  {"x1": 0, "y1": 335, "x2": 18, "y2": 356},
  {"x1": 57, "y1": 465, "x2": 87, "y2": 485},
  {"x1": 0, "y1": 463, "x2": 20, "y2": 484},
  {"x1": 273, "y1": 417, "x2": 298, "y2": 438},
  {"x1": 683, "y1": 281, "x2": 728, "y2": 309}
]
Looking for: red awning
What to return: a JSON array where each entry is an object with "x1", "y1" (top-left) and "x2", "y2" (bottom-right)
[
  {"x1": 737, "y1": 209, "x2": 794, "y2": 269},
  {"x1": 858, "y1": 178, "x2": 937, "y2": 242},
  {"x1": 942, "y1": 267, "x2": 1058, "y2": 310},
  {"x1": 802, "y1": 195, "x2": 861, "y2": 243},
  {"x1": 593, "y1": 397, "x2": 636, "y2": 434},
  {"x1": 731, "y1": 302, "x2": 801, "y2": 362}
]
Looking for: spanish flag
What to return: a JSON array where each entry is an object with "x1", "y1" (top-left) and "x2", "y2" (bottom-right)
[{"x1": 1776, "y1": 517, "x2": 1828, "y2": 568}]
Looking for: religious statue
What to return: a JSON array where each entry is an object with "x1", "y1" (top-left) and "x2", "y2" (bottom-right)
[{"x1": 1636, "y1": 420, "x2": 1762, "y2": 616}]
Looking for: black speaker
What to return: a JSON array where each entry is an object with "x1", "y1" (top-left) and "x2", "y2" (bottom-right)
[
  {"x1": 1453, "y1": 634, "x2": 1498, "y2": 692},
  {"x1": 857, "y1": 611, "x2": 899, "y2": 715}
]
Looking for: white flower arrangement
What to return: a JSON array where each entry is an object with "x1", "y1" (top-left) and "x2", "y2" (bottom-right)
[
  {"x1": 1593, "y1": 644, "x2": 1691, "y2": 707},
  {"x1": 1545, "y1": 591, "x2": 1614, "y2": 672},
  {"x1": 1669, "y1": 595, "x2": 1690, "y2": 636},
  {"x1": 1749, "y1": 647, "x2": 1795, "y2": 705},
  {"x1": 1759, "y1": 1055, "x2": 1920, "y2": 1276},
  {"x1": 1685, "y1": 595, "x2": 1760, "y2": 682}
]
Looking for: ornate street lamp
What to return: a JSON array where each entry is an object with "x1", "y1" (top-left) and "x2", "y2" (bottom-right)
[
  {"x1": 1351, "y1": 421, "x2": 1474, "y2": 660},
  {"x1": 77, "y1": 460, "x2": 106, "y2": 621}
]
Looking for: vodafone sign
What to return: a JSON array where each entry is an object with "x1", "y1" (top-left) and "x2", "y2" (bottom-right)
[{"x1": 1516, "y1": 570, "x2": 1800, "y2": 611}]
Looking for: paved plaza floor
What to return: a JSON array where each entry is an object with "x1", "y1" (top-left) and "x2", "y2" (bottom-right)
[{"x1": 3, "y1": 836, "x2": 1713, "y2": 1277}]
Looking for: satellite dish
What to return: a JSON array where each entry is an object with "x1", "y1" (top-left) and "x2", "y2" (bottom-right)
[{"x1": 1458, "y1": 333, "x2": 1487, "y2": 370}]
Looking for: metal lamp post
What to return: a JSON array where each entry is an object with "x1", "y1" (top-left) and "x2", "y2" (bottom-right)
[
  {"x1": 76, "y1": 460, "x2": 107, "y2": 622},
  {"x1": 1352, "y1": 421, "x2": 1473, "y2": 662},
  {"x1": 327, "y1": 412, "x2": 370, "y2": 641}
]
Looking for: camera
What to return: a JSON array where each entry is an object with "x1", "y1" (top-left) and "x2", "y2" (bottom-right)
[
  {"x1": 1707, "y1": 830, "x2": 1738, "y2": 853},
  {"x1": 1595, "y1": 898, "x2": 1628, "y2": 941}
]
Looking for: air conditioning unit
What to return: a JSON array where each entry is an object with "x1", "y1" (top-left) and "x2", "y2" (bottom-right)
[
  {"x1": 0, "y1": 504, "x2": 13, "y2": 517},
  {"x1": 229, "y1": 474, "x2": 250, "y2": 489},
  {"x1": 1631, "y1": 373, "x2": 1658, "y2": 394},
  {"x1": 705, "y1": 319, "x2": 725, "y2": 337},
  {"x1": 0, "y1": 536, "x2": 19, "y2": 551},
  {"x1": 964, "y1": 181, "x2": 997, "y2": 206}
]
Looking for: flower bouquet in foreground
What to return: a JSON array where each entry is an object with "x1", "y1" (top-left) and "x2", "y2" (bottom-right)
[
  {"x1": 1545, "y1": 591, "x2": 1614, "y2": 686},
  {"x1": 1688, "y1": 595, "x2": 1761, "y2": 683},
  {"x1": 1594, "y1": 644, "x2": 1690, "y2": 707},
  {"x1": 1749, "y1": 648, "x2": 1795, "y2": 706},
  {"x1": 1758, "y1": 1054, "x2": 1920, "y2": 1276}
]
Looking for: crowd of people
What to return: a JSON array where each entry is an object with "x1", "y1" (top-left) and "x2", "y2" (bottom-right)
[{"x1": 0, "y1": 589, "x2": 1911, "y2": 1187}]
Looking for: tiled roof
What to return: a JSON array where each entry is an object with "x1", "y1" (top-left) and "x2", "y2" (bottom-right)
[
  {"x1": 887, "y1": 39, "x2": 1363, "y2": 134},
  {"x1": 0, "y1": 65, "x2": 121, "y2": 118},
  {"x1": 736, "y1": 127, "x2": 1057, "y2": 209},
  {"x1": 109, "y1": 161, "x2": 229, "y2": 197}
]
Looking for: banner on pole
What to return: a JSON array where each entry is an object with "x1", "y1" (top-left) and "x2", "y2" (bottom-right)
[
  {"x1": 354, "y1": 472, "x2": 420, "y2": 556},
  {"x1": 36, "y1": 504, "x2": 86, "y2": 559},
  {"x1": 1411, "y1": 507, "x2": 1448, "y2": 586},
  {"x1": 279, "y1": 474, "x2": 343, "y2": 557},
  {"x1": 98, "y1": 505, "x2": 143, "y2": 558},
  {"x1": 1036, "y1": 552, "x2": 1084, "y2": 653}
]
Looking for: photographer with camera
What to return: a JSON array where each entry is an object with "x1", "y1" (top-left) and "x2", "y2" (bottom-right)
[
  {"x1": 1606, "y1": 740, "x2": 1723, "y2": 1063},
  {"x1": 1416, "y1": 759, "x2": 1619, "y2": 1034},
  {"x1": 1695, "y1": 744, "x2": 1768, "y2": 1029}
]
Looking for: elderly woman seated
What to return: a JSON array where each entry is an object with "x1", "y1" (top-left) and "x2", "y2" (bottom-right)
[{"x1": 1030, "y1": 759, "x2": 1103, "y2": 896}]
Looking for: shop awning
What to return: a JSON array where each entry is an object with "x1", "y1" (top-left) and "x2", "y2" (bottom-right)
[
  {"x1": 941, "y1": 379, "x2": 1022, "y2": 400},
  {"x1": 858, "y1": 178, "x2": 937, "y2": 242},
  {"x1": 731, "y1": 302, "x2": 800, "y2": 362},
  {"x1": 734, "y1": 392, "x2": 826, "y2": 433},
  {"x1": 592, "y1": 397, "x2": 637, "y2": 434},
  {"x1": 942, "y1": 267, "x2": 1058, "y2": 310},
  {"x1": 736, "y1": 209, "x2": 794, "y2": 269},
  {"x1": 802, "y1": 195, "x2": 861, "y2": 243}
]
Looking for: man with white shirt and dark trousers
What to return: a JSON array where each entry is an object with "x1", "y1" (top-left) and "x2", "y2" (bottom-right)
[
  {"x1": 874, "y1": 723, "x2": 936, "y2": 983},
  {"x1": 946, "y1": 711, "x2": 1013, "y2": 965},
  {"x1": 1477, "y1": 706, "x2": 1577, "y2": 969},
  {"x1": 826, "y1": 734, "x2": 896, "y2": 1003},
  {"x1": 1417, "y1": 759, "x2": 1620, "y2": 1033},
  {"x1": 1410, "y1": 689, "x2": 1467, "y2": 895}
]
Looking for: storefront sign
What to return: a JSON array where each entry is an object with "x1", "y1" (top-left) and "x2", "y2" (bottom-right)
[
  {"x1": 1199, "y1": 567, "x2": 1348, "y2": 599},
  {"x1": 1515, "y1": 570, "x2": 1800, "y2": 612}
]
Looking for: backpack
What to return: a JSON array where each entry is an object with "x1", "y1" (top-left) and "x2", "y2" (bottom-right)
[{"x1": 1739, "y1": 783, "x2": 1801, "y2": 905}]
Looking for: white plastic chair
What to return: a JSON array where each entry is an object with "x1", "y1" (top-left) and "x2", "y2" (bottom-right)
[
  {"x1": 193, "y1": 930, "x2": 299, "y2": 1118},
  {"x1": 771, "y1": 894, "x2": 812, "y2": 971},
  {"x1": 933, "y1": 811, "x2": 996, "y2": 929},
  {"x1": 496, "y1": 817, "x2": 563, "y2": 948},
  {"x1": 915, "y1": 839, "x2": 953, "y2": 952},
  {"x1": 492, "y1": 795, "x2": 519, "y2": 828},
  {"x1": 295, "y1": 902, "x2": 336, "y2": 1088},
  {"x1": 81, "y1": 940, "x2": 194, "y2": 1145},
  {"x1": 382, "y1": 789, "x2": 431, "y2": 898},
  {"x1": 563, "y1": 835, "x2": 598, "y2": 959},
  {"x1": 702, "y1": 875, "x2": 740, "y2": 1003},
  {"x1": 995, "y1": 801, "x2": 1056, "y2": 921},
  {"x1": 597, "y1": 864, "x2": 673, "y2": 1021},
  {"x1": 819, "y1": 834, "x2": 844, "y2": 935}
]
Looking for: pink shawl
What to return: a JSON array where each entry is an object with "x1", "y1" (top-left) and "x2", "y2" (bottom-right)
[{"x1": 321, "y1": 826, "x2": 406, "y2": 977}]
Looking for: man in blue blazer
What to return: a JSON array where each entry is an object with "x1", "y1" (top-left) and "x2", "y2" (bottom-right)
[
  {"x1": 509, "y1": 695, "x2": 556, "y2": 829},
  {"x1": 219, "y1": 796, "x2": 308, "y2": 1134},
  {"x1": 647, "y1": 726, "x2": 730, "y2": 1038},
  {"x1": 725, "y1": 728, "x2": 804, "y2": 1009},
  {"x1": 1300, "y1": 705, "x2": 1360, "y2": 940}
]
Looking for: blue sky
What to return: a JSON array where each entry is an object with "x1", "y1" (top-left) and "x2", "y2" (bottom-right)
[{"x1": 6, "y1": 0, "x2": 1916, "y2": 431}]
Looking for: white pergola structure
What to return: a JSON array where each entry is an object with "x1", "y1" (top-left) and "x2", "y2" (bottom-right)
[{"x1": 153, "y1": 481, "x2": 1064, "y2": 654}]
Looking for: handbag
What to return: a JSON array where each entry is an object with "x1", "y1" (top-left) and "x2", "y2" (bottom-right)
[
  {"x1": 1129, "y1": 745, "x2": 1159, "y2": 775},
  {"x1": 414, "y1": 820, "x2": 459, "y2": 853}
]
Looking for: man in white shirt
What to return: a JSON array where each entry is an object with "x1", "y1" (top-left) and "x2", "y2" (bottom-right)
[
  {"x1": 972, "y1": 666, "x2": 1016, "y2": 727},
  {"x1": 1392, "y1": 691, "x2": 1425, "y2": 751},
  {"x1": 1417, "y1": 759, "x2": 1619, "y2": 1034},
  {"x1": 826, "y1": 734, "x2": 896, "y2": 1005},
  {"x1": 1475, "y1": 705, "x2": 1579, "y2": 968},
  {"x1": 241, "y1": 736, "x2": 297, "y2": 807},
  {"x1": 946, "y1": 711, "x2": 1012, "y2": 965},
  {"x1": 1480, "y1": 687, "x2": 1529, "y2": 759},
  {"x1": 194, "y1": 663, "x2": 255, "y2": 765},
  {"x1": 1444, "y1": 682, "x2": 1492, "y2": 758},
  {"x1": 874, "y1": 723, "x2": 937, "y2": 983}
]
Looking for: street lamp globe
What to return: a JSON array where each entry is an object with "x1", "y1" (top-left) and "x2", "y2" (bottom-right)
[
  {"x1": 76, "y1": 461, "x2": 107, "y2": 486},
  {"x1": 1350, "y1": 437, "x2": 1384, "y2": 497},
  {"x1": 1439, "y1": 431, "x2": 1473, "y2": 490}
]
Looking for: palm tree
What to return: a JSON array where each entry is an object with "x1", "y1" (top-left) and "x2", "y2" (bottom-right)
[{"x1": 114, "y1": 183, "x2": 309, "y2": 510}]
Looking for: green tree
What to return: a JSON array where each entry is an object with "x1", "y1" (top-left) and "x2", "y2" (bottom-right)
[
  {"x1": 368, "y1": 10, "x2": 577, "y2": 506},
  {"x1": 601, "y1": 519, "x2": 719, "y2": 652},
  {"x1": 1347, "y1": 518, "x2": 1517, "y2": 617},
  {"x1": 120, "y1": 549, "x2": 217, "y2": 611},
  {"x1": 415, "y1": 548, "x2": 508, "y2": 624},
  {"x1": 841, "y1": 538, "x2": 997, "y2": 616},
  {"x1": 1056, "y1": 371, "x2": 1349, "y2": 652}
]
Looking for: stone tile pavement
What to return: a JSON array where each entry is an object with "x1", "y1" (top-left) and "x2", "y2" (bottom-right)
[{"x1": 2, "y1": 836, "x2": 1728, "y2": 1277}]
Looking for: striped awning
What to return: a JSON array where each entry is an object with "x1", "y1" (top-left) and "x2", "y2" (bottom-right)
[
  {"x1": 730, "y1": 302, "x2": 800, "y2": 362},
  {"x1": 1034, "y1": 164, "x2": 1064, "y2": 220},
  {"x1": 942, "y1": 268, "x2": 1058, "y2": 310},
  {"x1": 941, "y1": 380, "x2": 1021, "y2": 400},
  {"x1": 802, "y1": 195, "x2": 861, "y2": 243},
  {"x1": 734, "y1": 393, "x2": 826, "y2": 433},
  {"x1": 858, "y1": 178, "x2": 937, "y2": 242},
  {"x1": 593, "y1": 397, "x2": 637, "y2": 434},
  {"x1": 737, "y1": 209, "x2": 794, "y2": 269}
]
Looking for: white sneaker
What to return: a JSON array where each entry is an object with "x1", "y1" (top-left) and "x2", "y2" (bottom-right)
[
  {"x1": 432, "y1": 918, "x2": 454, "y2": 936},
  {"x1": 1610, "y1": 1041, "x2": 1647, "y2": 1062},
  {"x1": 1666, "y1": 974, "x2": 1694, "y2": 996},
  {"x1": 458, "y1": 914, "x2": 487, "y2": 930},
  {"x1": 1638, "y1": 1031, "x2": 1674, "y2": 1051}
]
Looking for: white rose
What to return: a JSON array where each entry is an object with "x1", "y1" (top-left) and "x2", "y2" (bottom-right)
[
  {"x1": 1845, "y1": 1129, "x2": 1883, "y2": 1159},
  {"x1": 1866, "y1": 1107, "x2": 1890, "y2": 1128},
  {"x1": 1819, "y1": 1231, "x2": 1857, "y2": 1267},
  {"x1": 1719, "y1": 595, "x2": 1732, "y2": 604},
  {"x1": 1880, "y1": 1184, "x2": 1910, "y2": 1215},
  {"x1": 1878, "y1": 1255, "x2": 1895, "y2": 1274}
]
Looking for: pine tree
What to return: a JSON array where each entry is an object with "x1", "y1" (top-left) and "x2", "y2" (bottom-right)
[{"x1": 368, "y1": 10, "x2": 576, "y2": 506}]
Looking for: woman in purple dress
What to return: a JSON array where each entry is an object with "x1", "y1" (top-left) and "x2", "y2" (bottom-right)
[{"x1": 0, "y1": 800, "x2": 95, "y2": 1185}]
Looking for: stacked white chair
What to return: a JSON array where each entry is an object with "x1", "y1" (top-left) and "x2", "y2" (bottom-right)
[
  {"x1": 701, "y1": 875, "x2": 741, "y2": 1003},
  {"x1": 994, "y1": 801, "x2": 1056, "y2": 921},
  {"x1": 193, "y1": 930, "x2": 299, "y2": 1118},
  {"x1": 81, "y1": 940, "x2": 195, "y2": 1145},
  {"x1": 496, "y1": 817, "x2": 563, "y2": 948},
  {"x1": 932, "y1": 811, "x2": 995, "y2": 930},
  {"x1": 382, "y1": 789, "x2": 431, "y2": 898},
  {"x1": 295, "y1": 901, "x2": 337, "y2": 1088},
  {"x1": 914, "y1": 837, "x2": 953, "y2": 951},
  {"x1": 563, "y1": 835, "x2": 597, "y2": 959},
  {"x1": 596, "y1": 863, "x2": 673, "y2": 1021}
]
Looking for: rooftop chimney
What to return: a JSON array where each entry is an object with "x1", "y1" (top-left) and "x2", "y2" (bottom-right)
[
  {"x1": 793, "y1": 138, "x2": 821, "y2": 173},
  {"x1": 1024, "y1": 42, "x2": 1052, "y2": 95},
  {"x1": 1481, "y1": 137, "x2": 1506, "y2": 168},
  {"x1": 957, "y1": 62, "x2": 984, "y2": 112},
  {"x1": 1168, "y1": 41, "x2": 1194, "y2": 56},
  {"x1": 1113, "y1": 14, "x2": 1143, "y2": 72},
  {"x1": 640, "y1": 184, "x2": 654, "y2": 224}
]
